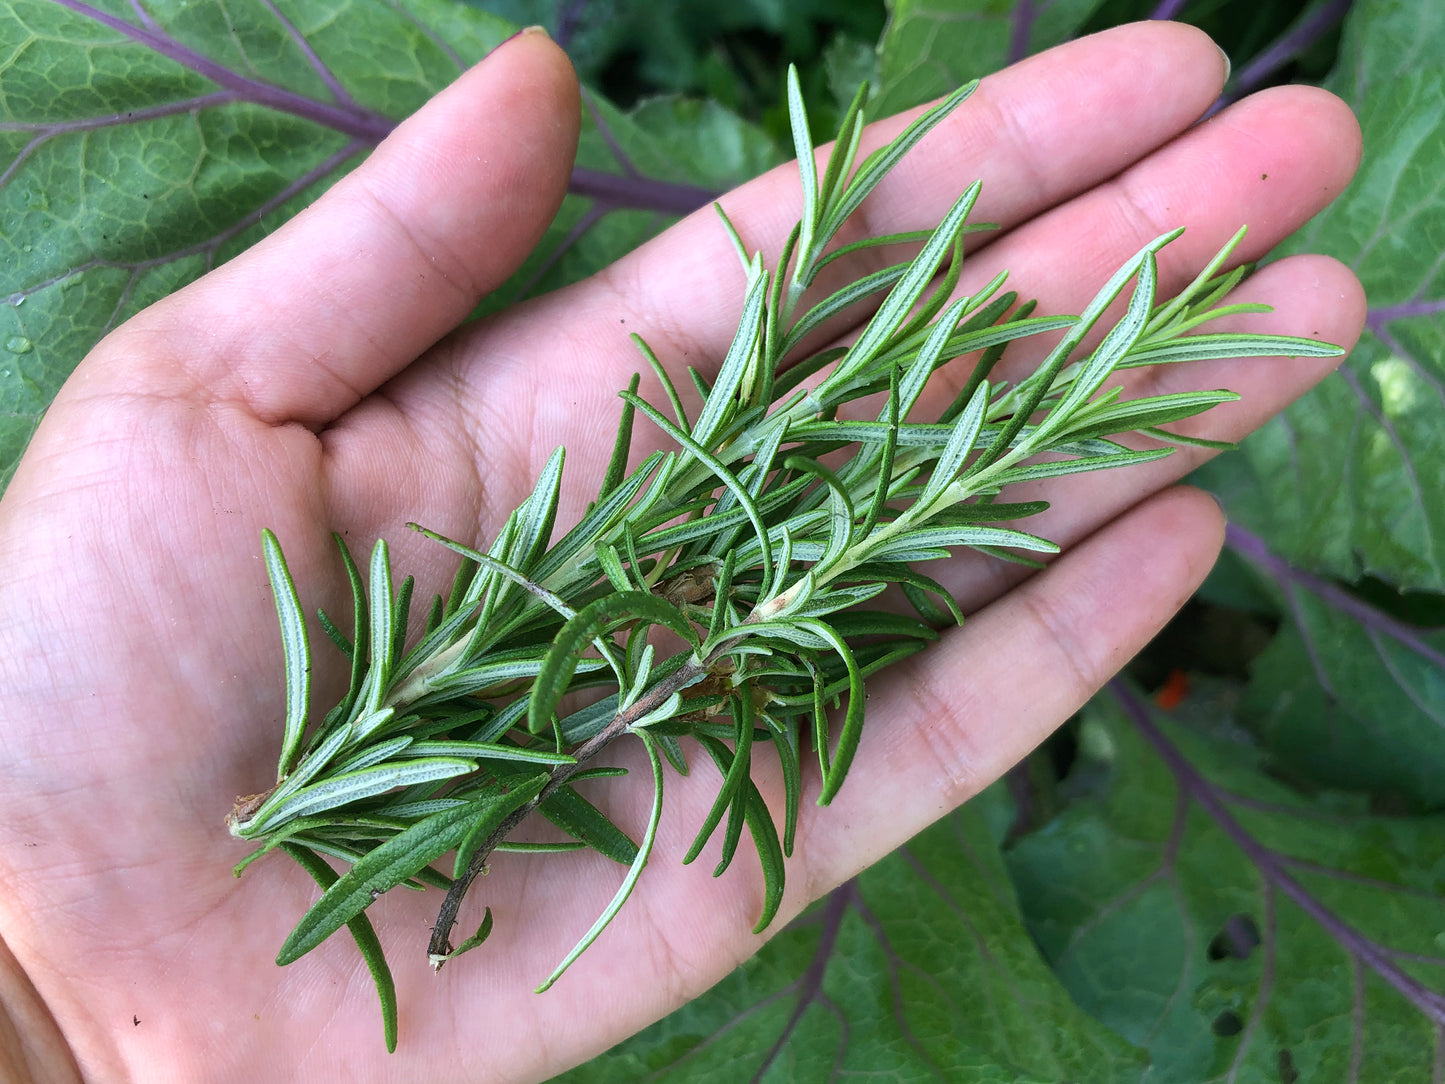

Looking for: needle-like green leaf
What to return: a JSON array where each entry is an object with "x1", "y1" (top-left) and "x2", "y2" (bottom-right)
[
  {"x1": 277, "y1": 778, "x2": 543, "y2": 966},
  {"x1": 539, "y1": 785, "x2": 639, "y2": 865},
  {"x1": 529, "y1": 591, "x2": 699, "y2": 735},
  {"x1": 535, "y1": 731, "x2": 665, "y2": 993},
  {"x1": 281, "y1": 843, "x2": 398, "y2": 1053},
  {"x1": 261, "y1": 529, "x2": 311, "y2": 782}
]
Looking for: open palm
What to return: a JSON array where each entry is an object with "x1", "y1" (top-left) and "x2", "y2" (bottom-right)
[{"x1": 0, "y1": 23, "x2": 1363, "y2": 1084}]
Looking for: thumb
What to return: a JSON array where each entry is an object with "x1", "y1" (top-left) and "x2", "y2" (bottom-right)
[{"x1": 101, "y1": 27, "x2": 580, "y2": 427}]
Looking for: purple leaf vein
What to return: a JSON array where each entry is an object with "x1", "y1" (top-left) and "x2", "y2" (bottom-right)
[{"x1": 1113, "y1": 680, "x2": 1445, "y2": 1027}]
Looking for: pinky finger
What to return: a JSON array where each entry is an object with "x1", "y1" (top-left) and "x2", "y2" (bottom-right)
[{"x1": 791, "y1": 484, "x2": 1225, "y2": 893}]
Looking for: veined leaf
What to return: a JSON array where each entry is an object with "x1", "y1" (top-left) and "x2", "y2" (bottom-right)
[
  {"x1": 873, "y1": 0, "x2": 1106, "y2": 116},
  {"x1": 1009, "y1": 686, "x2": 1445, "y2": 1083},
  {"x1": 549, "y1": 791, "x2": 1144, "y2": 1083},
  {"x1": 1225, "y1": 0, "x2": 1445, "y2": 590},
  {"x1": 1227, "y1": 524, "x2": 1445, "y2": 809}
]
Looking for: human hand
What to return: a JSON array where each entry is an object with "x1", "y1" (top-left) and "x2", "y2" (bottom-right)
[{"x1": 0, "y1": 22, "x2": 1363, "y2": 1083}]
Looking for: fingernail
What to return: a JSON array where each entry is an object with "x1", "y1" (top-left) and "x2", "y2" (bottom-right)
[
  {"x1": 1217, "y1": 44, "x2": 1232, "y2": 85},
  {"x1": 493, "y1": 24, "x2": 549, "y2": 53}
]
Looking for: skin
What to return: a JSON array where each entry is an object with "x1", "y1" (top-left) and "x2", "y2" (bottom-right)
[{"x1": 0, "y1": 22, "x2": 1364, "y2": 1084}]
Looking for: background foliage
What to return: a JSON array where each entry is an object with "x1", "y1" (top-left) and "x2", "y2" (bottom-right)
[{"x1": 3, "y1": 0, "x2": 1443, "y2": 1078}]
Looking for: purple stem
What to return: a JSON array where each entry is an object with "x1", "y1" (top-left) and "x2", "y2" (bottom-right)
[
  {"x1": 751, "y1": 881, "x2": 855, "y2": 1082},
  {"x1": 1370, "y1": 299, "x2": 1445, "y2": 323},
  {"x1": 49, "y1": 0, "x2": 396, "y2": 142},
  {"x1": 257, "y1": 0, "x2": 356, "y2": 106},
  {"x1": 584, "y1": 91, "x2": 639, "y2": 178},
  {"x1": 555, "y1": 0, "x2": 588, "y2": 51},
  {"x1": 1228, "y1": 0, "x2": 1355, "y2": 99},
  {"x1": 1368, "y1": 313, "x2": 1445, "y2": 403},
  {"x1": 1225, "y1": 524, "x2": 1445, "y2": 671},
  {"x1": 1112, "y1": 681, "x2": 1445, "y2": 1026},
  {"x1": 569, "y1": 167, "x2": 719, "y2": 217},
  {"x1": 1007, "y1": 0, "x2": 1037, "y2": 65},
  {"x1": 1149, "y1": 0, "x2": 1191, "y2": 20},
  {"x1": 45, "y1": 0, "x2": 723, "y2": 219},
  {"x1": 126, "y1": 0, "x2": 157, "y2": 30},
  {"x1": 0, "y1": 90, "x2": 238, "y2": 134}
]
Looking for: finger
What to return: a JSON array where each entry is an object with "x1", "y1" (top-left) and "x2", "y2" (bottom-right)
[
  {"x1": 791, "y1": 484, "x2": 1225, "y2": 896},
  {"x1": 807, "y1": 254, "x2": 1361, "y2": 625},
  {"x1": 100, "y1": 29, "x2": 580, "y2": 427},
  {"x1": 779, "y1": 83, "x2": 1362, "y2": 420},
  {"x1": 938, "y1": 84, "x2": 1365, "y2": 370}
]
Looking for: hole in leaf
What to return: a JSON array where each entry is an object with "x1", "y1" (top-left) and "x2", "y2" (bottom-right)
[
  {"x1": 1278, "y1": 1048, "x2": 1299, "y2": 1084},
  {"x1": 1207, "y1": 913, "x2": 1262, "y2": 961},
  {"x1": 1212, "y1": 1010, "x2": 1244, "y2": 1037}
]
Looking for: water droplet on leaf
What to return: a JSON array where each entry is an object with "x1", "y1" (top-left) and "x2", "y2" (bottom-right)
[{"x1": 5, "y1": 336, "x2": 33, "y2": 354}]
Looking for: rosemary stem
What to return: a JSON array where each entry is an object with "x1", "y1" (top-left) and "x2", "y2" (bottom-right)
[{"x1": 428, "y1": 654, "x2": 712, "y2": 963}]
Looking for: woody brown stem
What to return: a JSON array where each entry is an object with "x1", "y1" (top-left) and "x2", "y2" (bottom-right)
[{"x1": 427, "y1": 655, "x2": 712, "y2": 964}]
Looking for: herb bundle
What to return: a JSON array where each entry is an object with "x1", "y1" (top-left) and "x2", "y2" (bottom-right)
[{"x1": 227, "y1": 70, "x2": 1340, "y2": 1050}]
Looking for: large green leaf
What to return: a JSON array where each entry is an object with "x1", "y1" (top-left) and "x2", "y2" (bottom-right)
[
  {"x1": 1229, "y1": 0, "x2": 1445, "y2": 591},
  {"x1": 1220, "y1": 525, "x2": 1445, "y2": 812},
  {"x1": 1008, "y1": 687, "x2": 1445, "y2": 1084},
  {"x1": 872, "y1": 0, "x2": 1107, "y2": 115},
  {"x1": 0, "y1": 0, "x2": 772, "y2": 490},
  {"x1": 0, "y1": 0, "x2": 504, "y2": 487},
  {"x1": 554, "y1": 791, "x2": 1146, "y2": 1083}
]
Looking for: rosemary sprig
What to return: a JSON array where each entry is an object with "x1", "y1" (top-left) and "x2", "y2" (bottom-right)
[{"x1": 227, "y1": 68, "x2": 1342, "y2": 1051}]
